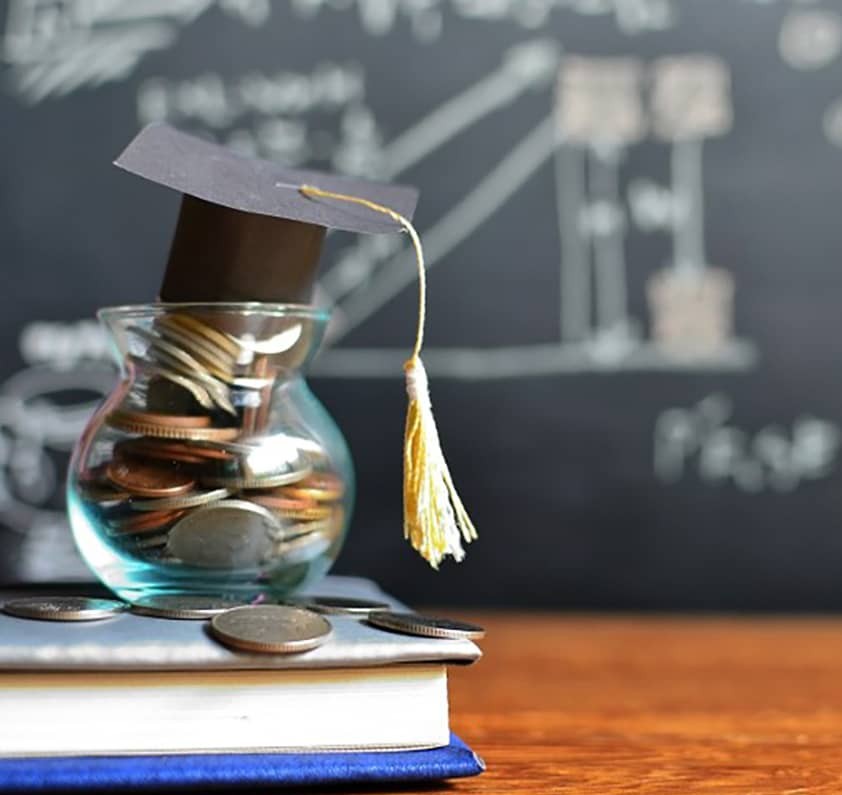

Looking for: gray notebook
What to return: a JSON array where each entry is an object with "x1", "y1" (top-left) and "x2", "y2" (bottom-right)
[{"x1": 0, "y1": 577, "x2": 481, "y2": 672}]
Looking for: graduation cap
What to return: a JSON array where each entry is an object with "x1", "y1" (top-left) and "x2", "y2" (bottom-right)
[
  {"x1": 114, "y1": 123, "x2": 419, "y2": 303},
  {"x1": 114, "y1": 123, "x2": 475, "y2": 569}
]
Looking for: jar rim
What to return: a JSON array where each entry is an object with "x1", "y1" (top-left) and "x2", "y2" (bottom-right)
[{"x1": 98, "y1": 302, "x2": 330, "y2": 323}]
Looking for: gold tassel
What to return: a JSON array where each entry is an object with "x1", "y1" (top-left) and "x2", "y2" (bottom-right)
[{"x1": 300, "y1": 184, "x2": 478, "y2": 568}]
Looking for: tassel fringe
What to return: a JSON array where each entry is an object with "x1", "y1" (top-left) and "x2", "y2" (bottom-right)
[{"x1": 404, "y1": 356, "x2": 477, "y2": 568}]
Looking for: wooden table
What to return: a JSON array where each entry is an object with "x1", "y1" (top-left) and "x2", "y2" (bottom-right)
[{"x1": 440, "y1": 613, "x2": 842, "y2": 794}]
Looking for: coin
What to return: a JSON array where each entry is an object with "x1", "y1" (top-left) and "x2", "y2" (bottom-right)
[
  {"x1": 282, "y1": 472, "x2": 345, "y2": 503},
  {"x1": 165, "y1": 313, "x2": 241, "y2": 359},
  {"x1": 155, "y1": 316, "x2": 237, "y2": 370},
  {"x1": 2, "y1": 596, "x2": 128, "y2": 622},
  {"x1": 106, "y1": 458, "x2": 195, "y2": 498},
  {"x1": 273, "y1": 528, "x2": 334, "y2": 565},
  {"x1": 131, "y1": 533, "x2": 171, "y2": 550},
  {"x1": 249, "y1": 493, "x2": 318, "y2": 513},
  {"x1": 209, "y1": 605, "x2": 332, "y2": 653},
  {"x1": 238, "y1": 436, "x2": 311, "y2": 479},
  {"x1": 115, "y1": 437, "x2": 234, "y2": 465},
  {"x1": 130, "y1": 594, "x2": 253, "y2": 619},
  {"x1": 128, "y1": 487, "x2": 231, "y2": 512},
  {"x1": 288, "y1": 596, "x2": 390, "y2": 616},
  {"x1": 166, "y1": 499, "x2": 279, "y2": 568},
  {"x1": 278, "y1": 504, "x2": 333, "y2": 522},
  {"x1": 135, "y1": 361, "x2": 216, "y2": 411},
  {"x1": 145, "y1": 344, "x2": 236, "y2": 415},
  {"x1": 108, "y1": 409, "x2": 212, "y2": 429},
  {"x1": 108, "y1": 508, "x2": 187, "y2": 535},
  {"x1": 77, "y1": 466, "x2": 130, "y2": 503},
  {"x1": 107, "y1": 410, "x2": 240, "y2": 441},
  {"x1": 366, "y1": 611, "x2": 486, "y2": 640},
  {"x1": 202, "y1": 465, "x2": 313, "y2": 491},
  {"x1": 132, "y1": 324, "x2": 231, "y2": 382},
  {"x1": 284, "y1": 515, "x2": 342, "y2": 538}
]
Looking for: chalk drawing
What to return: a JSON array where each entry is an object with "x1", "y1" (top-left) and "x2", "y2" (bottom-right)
[
  {"x1": 1, "y1": 0, "x2": 267, "y2": 102},
  {"x1": 0, "y1": 323, "x2": 115, "y2": 579},
  {"x1": 779, "y1": 7, "x2": 842, "y2": 71},
  {"x1": 654, "y1": 394, "x2": 840, "y2": 493},
  {"x1": 313, "y1": 51, "x2": 755, "y2": 377},
  {"x1": 290, "y1": 0, "x2": 676, "y2": 39}
]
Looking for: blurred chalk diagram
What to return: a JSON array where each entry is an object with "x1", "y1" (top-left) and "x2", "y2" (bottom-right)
[
  {"x1": 314, "y1": 49, "x2": 756, "y2": 378},
  {"x1": 0, "y1": 0, "x2": 674, "y2": 103},
  {"x1": 654, "y1": 394, "x2": 841, "y2": 494},
  {"x1": 1, "y1": 0, "x2": 840, "y2": 561}
]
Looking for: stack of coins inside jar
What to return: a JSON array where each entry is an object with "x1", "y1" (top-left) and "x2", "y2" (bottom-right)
[{"x1": 73, "y1": 308, "x2": 348, "y2": 579}]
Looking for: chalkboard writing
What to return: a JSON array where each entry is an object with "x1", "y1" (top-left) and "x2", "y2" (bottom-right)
[{"x1": 2, "y1": 0, "x2": 842, "y2": 609}]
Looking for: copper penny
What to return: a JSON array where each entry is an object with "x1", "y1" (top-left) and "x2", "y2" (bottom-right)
[
  {"x1": 108, "y1": 409, "x2": 212, "y2": 429},
  {"x1": 77, "y1": 465, "x2": 131, "y2": 503},
  {"x1": 249, "y1": 493, "x2": 318, "y2": 513},
  {"x1": 106, "y1": 458, "x2": 196, "y2": 498},
  {"x1": 109, "y1": 509, "x2": 188, "y2": 535},
  {"x1": 271, "y1": 504, "x2": 333, "y2": 522},
  {"x1": 106, "y1": 411, "x2": 240, "y2": 441},
  {"x1": 115, "y1": 438, "x2": 233, "y2": 465},
  {"x1": 282, "y1": 472, "x2": 345, "y2": 502}
]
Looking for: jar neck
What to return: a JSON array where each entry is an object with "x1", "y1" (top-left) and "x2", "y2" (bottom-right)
[{"x1": 100, "y1": 303, "x2": 329, "y2": 376}]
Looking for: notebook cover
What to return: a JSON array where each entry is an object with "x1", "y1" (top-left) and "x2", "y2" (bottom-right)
[
  {"x1": 0, "y1": 577, "x2": 481, "y2": 672},
  {"x1": 0, "y1": 734, "x2": 484, "y2": 792}
]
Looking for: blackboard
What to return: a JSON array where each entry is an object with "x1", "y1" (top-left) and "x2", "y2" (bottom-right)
[{"x1": 3, "y1": 0, "x2": 842, "y2": 608}]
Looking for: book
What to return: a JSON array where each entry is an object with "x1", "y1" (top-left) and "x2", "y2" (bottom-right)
[{"x1": 0, "y1": 577, "x2": 481, "y2": 760}]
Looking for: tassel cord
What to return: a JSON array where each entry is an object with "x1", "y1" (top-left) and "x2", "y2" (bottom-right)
[
  {"x1": 299, "y1": 183, "x2": 477, "y2": 567},
  {"x1": 299, "y1": 185, "x2": 426, "y2": 362}
]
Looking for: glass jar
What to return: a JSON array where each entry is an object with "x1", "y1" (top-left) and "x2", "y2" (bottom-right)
[{"x1": 66, "y1": 303, "x2": 353, "y2": 602}]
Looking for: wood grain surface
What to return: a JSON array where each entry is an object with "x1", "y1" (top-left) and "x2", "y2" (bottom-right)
[{"x1": 440, "y1": 613, "x2": 842, "y2": 794}]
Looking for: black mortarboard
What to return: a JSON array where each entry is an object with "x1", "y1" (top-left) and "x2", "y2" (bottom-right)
[{"x1": 114, "y1": 123, "x2": 419, "y2": 303}]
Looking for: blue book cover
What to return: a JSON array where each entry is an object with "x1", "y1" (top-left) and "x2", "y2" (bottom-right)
[{"x1": 0, "y1": 734, "x2": 484, "y2": 792}]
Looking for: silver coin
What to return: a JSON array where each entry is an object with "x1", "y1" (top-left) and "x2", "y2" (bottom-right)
[
  {"x1": 166, "y1": 499, "x2": 279, "y2": 568},
  {"x1": 155, "y1": 320, "x2": 237, "y2": 372},
  {"x1": 239, "y1": 437, "x2": 310, "y2": 479},
  {"x1": 129, "y1": 488, "x2": 231, "y2": 512},
  {"x1": 130, "y1": 594, "x2": 253, "y2": 619},
  {"x1": 288, "y1": 596, "x2": 391, "y2": 616},
  {"x1": 130, "y1": 358, "x2": 216, "y2": 410},
  {"x1": 132, "y1": 327, "x2": 236, "y2": 415},
  {"x1": 210, "y1": 605, "x2": 332, "y2": 653},
  {"x1": 2, "y1": 596, "x2": 128, "y2": 622},
  {"x1": 273, "y1": 528, "x2": 333, "y2": 565},
  {"x1": 131, "y1": 533, "x2": 171, "y2": 550},
  {"x1": 277, "y1": 517, "x2": 336, "y2": 542},
  {"x1": 366, "y1": 611, "x2": 486, "y2": 640},
  {"x1": 202, "y1": 465, "x2": 313, "y2": 491}
]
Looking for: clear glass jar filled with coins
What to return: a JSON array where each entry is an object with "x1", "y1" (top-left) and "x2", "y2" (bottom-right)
[
  {"x1": 67, "y1": 302, "x2": 354, "y2": 600},
  {"x1": 67, "y1": 125, "x2": 419, "y2": 601}
]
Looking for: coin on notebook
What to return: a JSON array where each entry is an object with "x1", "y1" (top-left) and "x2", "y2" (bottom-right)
[
  {"x1": 366, "y1": 611, "x2": 485, "y2": 640},
  {"x1": 130, "y1": 594, "x2": 253, "y2": 619},
  {"x1": 288, "y1": 596, "x2": 391, "y2": 616},
  {"x1": 2, "y1": 596, "x2": 128, "y2": 622},
  {"x1": 210, "y1": 605, "x2": 332, "y2": 653}
]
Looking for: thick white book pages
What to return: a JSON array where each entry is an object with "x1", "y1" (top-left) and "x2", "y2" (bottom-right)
[{"x1": 0, "y1": 665, "x2": 449, "y2": 756}]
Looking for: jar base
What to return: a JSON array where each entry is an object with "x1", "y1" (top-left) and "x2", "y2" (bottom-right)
[{"x1": 69, "y1": 496, "x2": 336, "y2": 603}]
